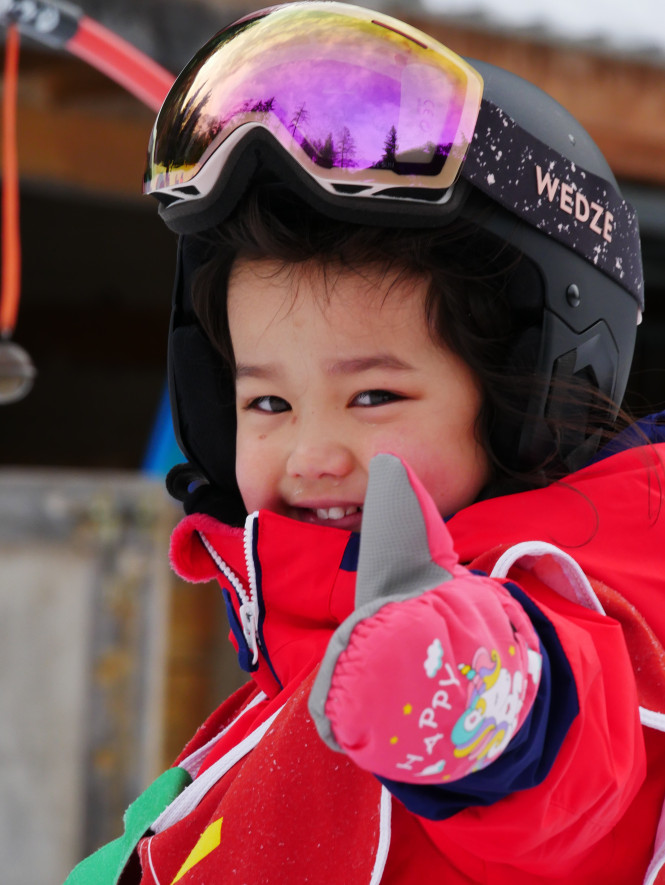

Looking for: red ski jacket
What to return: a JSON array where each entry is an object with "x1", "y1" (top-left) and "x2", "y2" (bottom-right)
[{"x1": 65, "y1": 440, "x2": 665, "y2": 885}]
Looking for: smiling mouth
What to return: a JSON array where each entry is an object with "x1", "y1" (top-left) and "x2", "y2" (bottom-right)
[
  {"x1": 314, "y1": 505, "x2": 362, "y2": 521},
  {"x1": 290, "y1": 504, "x2": 363, "y2": 528}
]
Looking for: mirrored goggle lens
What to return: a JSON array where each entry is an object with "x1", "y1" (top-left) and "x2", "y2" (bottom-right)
[{"x1": 144, "y1": 2, "x2": 483, "y2": 203}]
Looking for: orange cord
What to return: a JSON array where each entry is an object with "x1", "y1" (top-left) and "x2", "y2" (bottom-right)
[{"x1": 1, "y1": 24, "x2": 21, "y2": 338}]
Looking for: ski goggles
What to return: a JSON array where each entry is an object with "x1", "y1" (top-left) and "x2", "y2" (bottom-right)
[{"x1": 143, "y1": 1, "x2": 484, "y2": 229}]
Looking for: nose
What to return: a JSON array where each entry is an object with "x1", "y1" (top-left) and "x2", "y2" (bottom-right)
[{"x1": 285, "y1": 414, "x2": 354, "y2": 481}]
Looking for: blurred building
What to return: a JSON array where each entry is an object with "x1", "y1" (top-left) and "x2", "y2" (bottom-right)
[{"x1": 1, "y1": 2, "x2": 664, "y2": 883}]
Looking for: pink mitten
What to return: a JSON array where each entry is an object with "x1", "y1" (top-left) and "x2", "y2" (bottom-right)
[{"x1": 308, "y1": 454, "x2": 542, "y2": 785}]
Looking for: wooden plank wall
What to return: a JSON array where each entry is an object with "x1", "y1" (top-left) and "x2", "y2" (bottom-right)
[{"x1": 5, "y1": 49, "x2": 158, "y2": 198}]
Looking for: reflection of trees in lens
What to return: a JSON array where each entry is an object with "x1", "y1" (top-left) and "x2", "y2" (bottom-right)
[
  {"x1": 155, "y1": 74, "x2": 459, "y2": 181},
  {"x1": 152, "y1": 16, "x2": 268, "y2": 174},
  {"x1": 290, "y1": 103, "x2": 310, "y2": 137},
  {"x1": 312, "y1": 133, "x2": 337, "y2": 168},
  {"x1": 157, "y1": 83, "x2": 212, "y2": 171},
  {"x1": 384, "y1": 125, "x2": 398, "y2": 168},
  {"x1": 290, "y1": 109, "x2": 357, "y2": 170},
  {"x1": 373, "y1": 125, "x2": 398, "y2": 170},
  {"x1": 337, "y1": 126, "x2": 356, "y2": 168},
  {"x1": 248, "y1": 97, "x2": 275, "y2": 115},
  {"x1": 368, "y1": 124, "x2": 455, "y2": 176}
]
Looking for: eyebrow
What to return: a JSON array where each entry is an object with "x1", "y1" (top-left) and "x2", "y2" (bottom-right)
[
  {"x1": 235, "y1": 363, "x2": 277, "y2": 380},
  {"x1": 234, "y1": 354, "x2": 414, "y2": 380},
  {"x1": 327, "y1": 355, "x2": 415, "y2": 375}
]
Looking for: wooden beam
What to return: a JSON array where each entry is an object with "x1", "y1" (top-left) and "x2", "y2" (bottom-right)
[
  {"x1": 15, "y1": 101, "x2": 153, "y2": 198},
  {"x1": 2, "y1": 51, "x2": 155, "y2": 198},
  {"x1": 4, "y1": 29, "x2": 665, "y2": 194}
]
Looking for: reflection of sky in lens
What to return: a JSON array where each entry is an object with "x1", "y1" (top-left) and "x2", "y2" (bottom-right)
[
  {"x1": 202, "y1": 10, "x2": 462, "y2": 163},
  {"x1": 151, "y1": 5, "x2": 480, "y2": 178},
  {"x1": 234, "y1": 61, "x2": 410, "y2": 167}
]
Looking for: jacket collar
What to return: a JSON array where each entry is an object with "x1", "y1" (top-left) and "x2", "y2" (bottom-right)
[{"x1": 170, "y1": 510, "x2": 359, "y2": 697}]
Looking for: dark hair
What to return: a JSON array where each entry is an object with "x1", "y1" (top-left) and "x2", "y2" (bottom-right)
[{"x1": 191, "y1": 182, "x2": 625, "y2": 495}]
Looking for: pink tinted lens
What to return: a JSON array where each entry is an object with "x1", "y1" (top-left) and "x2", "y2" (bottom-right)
[{"x1": 145, "y1": 4, "x2": 483, "y2": 195}]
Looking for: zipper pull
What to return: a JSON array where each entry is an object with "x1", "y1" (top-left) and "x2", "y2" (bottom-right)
[
  {"x1": 241, "y1": 513, "x2": 261, "y2": 666},
  {"x1": 238, "y1": 598, "x2": 259, "y2": 666},
  {"x1": 197, "y1": 528, "x2": 260, "y2": 666}
]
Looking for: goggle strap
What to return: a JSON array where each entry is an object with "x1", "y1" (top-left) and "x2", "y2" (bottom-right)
[{"x1": 464, "y1": 101, "x2": 643, "y2": 308}]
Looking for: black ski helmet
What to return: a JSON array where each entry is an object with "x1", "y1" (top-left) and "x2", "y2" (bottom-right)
[{"x1": 144, "y1": 2, "x2": 643, "y2": 522}]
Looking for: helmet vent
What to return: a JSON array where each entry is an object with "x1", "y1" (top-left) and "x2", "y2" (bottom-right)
[
  {"x1": 332, "y1": 184, "x2": 371, "y2": 195},
  {"x1": 154, "y1": 192, "x2": 182, "y2": 207},
  {"x1": 376, "y1": 186, "x2": 448, "y2": 202}
]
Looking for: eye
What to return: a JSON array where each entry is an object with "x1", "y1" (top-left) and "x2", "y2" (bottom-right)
[
  {"x1": 246, "y1": 395, "x2": 291, "y2": 413},
  {"x1": 352, "y1": 389, "x2": 405, "y2": 407}
]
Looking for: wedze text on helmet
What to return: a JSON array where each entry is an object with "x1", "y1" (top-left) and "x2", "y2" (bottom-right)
[{"x1": 536, "y1": 165, "x2": 614, "y2": 243}]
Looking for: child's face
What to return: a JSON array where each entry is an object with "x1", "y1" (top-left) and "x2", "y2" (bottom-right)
[{"x1": 228, "y1": 257, "x2": 490, "y2": 532}]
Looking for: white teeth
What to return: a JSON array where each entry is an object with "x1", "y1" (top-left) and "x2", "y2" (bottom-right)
[{"x1": 315, "y1": 506, "x2": 360, "y2": 520}]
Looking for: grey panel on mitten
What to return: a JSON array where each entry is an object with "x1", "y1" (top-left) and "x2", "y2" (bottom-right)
[{"x1": 308, "y1": 454, "x2": 452, "y2": 752}]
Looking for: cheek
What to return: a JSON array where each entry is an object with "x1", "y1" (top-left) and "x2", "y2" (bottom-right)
[
  {"x1": 234, "y1": 435, "x2": 276, "y2": 512},
  {"x1": 427, "y1": 443, "x2": 490, "y2": 513},
  {"x1": 385, "y1": 424, "x2": 489, "y2": 514}
]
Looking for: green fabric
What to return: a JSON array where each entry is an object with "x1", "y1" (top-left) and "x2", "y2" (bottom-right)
[{"x1": 63, "y1": 766, "x2": 192, "y2": 885}]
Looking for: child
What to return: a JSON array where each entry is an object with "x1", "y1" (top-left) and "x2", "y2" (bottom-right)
[{"x1": 66, "y1": 3, "x2": 665, "y2": 883}]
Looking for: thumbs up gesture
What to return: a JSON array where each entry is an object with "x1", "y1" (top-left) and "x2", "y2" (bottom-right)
[{"x1": 308, "y1": 454, "x2": 542, "y2": 785}]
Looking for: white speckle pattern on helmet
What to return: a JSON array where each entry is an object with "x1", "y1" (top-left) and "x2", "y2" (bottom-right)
[{"x1": 462, "y1": 101, "x2": 643, "y2": 308}]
